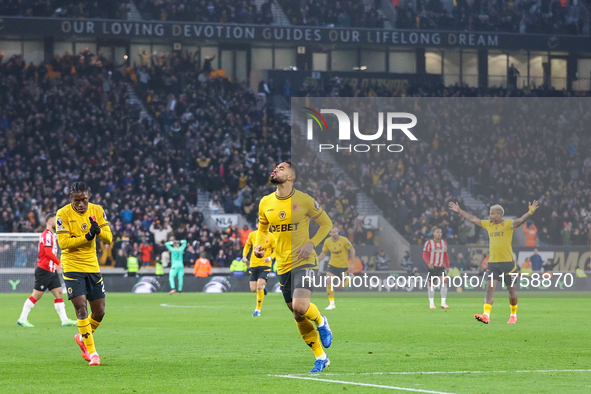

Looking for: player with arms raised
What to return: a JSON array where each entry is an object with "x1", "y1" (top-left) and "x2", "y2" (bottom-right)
[
  {"x1": 254, "y1": 162, "x2": 333, "y2": 373},
  {"x1": 318, "y1": 227, "x2": 355, "y2": 310},
  {"x1": 17, "y1": 212, "x2": 77, "y2": 327},
  {"x1": 243, "y1": 218, "x2": 275, "y2": 316},
  {"x1": 449, "y1": 200, "x2": 538, "y2": 324},
  {"x1": 56, "y1": 182, "x2": 113, "y2": 365}
]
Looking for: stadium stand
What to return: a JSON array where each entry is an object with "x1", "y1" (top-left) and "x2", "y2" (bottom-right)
[
  {"x1": 0, "y1": 51, "x2": 285, "y2": 267},
  {"x1": 396, "y1": 0, "x2": 590, "y2": 34},
  {"x1": 1, "y1": 0, "x2": 588, "y2": 33},
  {"x1": 0, "y1": 0, "x2": 127, "y2": 18},
  {"x1": 295, "y1": 79, "x2": 591, "y2": 246},
  {"x1": 1, "y1": 47, "x2": 589, "y2": 272},
  {"x1": 0, "y1": 50, "x2": 380, "y2": 268},
  {"x1": 134, "y1": 0, "x2": 267, "y2": 23},
  {"x1": 277, "y1": 0, "x2": 385, "y2": 28}
]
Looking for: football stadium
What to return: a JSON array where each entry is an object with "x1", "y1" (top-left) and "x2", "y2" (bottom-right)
[{"x1": 1, "y1": 0, "x2": 590, "y2": 392}]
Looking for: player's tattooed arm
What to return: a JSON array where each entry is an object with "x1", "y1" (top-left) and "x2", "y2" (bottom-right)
[
  {"x1": 448, "y1": 202, "x2": 482, "y2": 227},
  {"x1": 254, "y1": 204, "x2": 269, "y2": 258},
  {"x1": 348, "y1": 246, "x2": 356, "y2": 263},
  {"x1": 511, "y1": 200, "x2": 539, "y2": 228}
]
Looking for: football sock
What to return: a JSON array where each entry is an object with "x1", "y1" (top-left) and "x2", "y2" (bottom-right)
[
  {"x1": 295, "y1": 319, "x2": 323, "y2": 357},
  {"x1": 77, "y1": 318, "x2": 97, "y2": 354},
  {"x1": 316, "y1": 352, "x2": 327, "y2": 361},
  {"x1": 89, "y1": 316, "x2": 102, "y2": 333},
  {"x1": 303, "y1": 303, "x2": 323, "y2": 326},
  {"x1": 327, "y1": 284, "x2": 335, "y2": 302},
  {"x1": 54, "y1": 298, "x2": 69, "y2": 322},
  {"x1": 19, "y1": 296, "x2": 36, "y2": 321},
  {"x1": 428, "y1": 286, "x2": 435, "y2": 306},
  {"x1": 168, "y1": 274, "x2": 176, "y2": 290},
  {"x1": 178, "y1": 274, "x2": 184, "y2": 292},
  {"x1": 483, "y1": 303, "x2": 492, "y2": 317},
  {"x1": 256, "y1": 289, "x2": 264, "y2": 310},
  {"x1": 510, "y1": 304, "x2": 517, "y2": 317},
  {"x1": 440, "y1": 285, "x2": 448, "y2": 303}
]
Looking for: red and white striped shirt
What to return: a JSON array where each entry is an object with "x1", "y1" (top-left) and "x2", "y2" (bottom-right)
[
  {"x1": 38, "y1": 229, "x2": 61, "y2": 272},
  {"x1": 422, "y1": 239, "x2": 449, "y2": 268}
]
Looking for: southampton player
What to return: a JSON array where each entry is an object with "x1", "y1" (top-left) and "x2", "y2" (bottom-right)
[
  {"x1": 242, "y1": 219, "x2": 275, "y2": 316},
  {"x1": 449, "y1": 200, "x2": 538, "y2": 324},
  {"x1": 254, "y1": 162, "x2": 333, "y2": 373},
  {"x1": 17, "y1": 212, "x2": 77, "y2": 328},
  {"x1": 57, "y1": 182, "x2": 113, "y2": 366},
  {"x1": 317, "y1": 227, "x2": 355, "y2": 310},
  {"x1": 422, "y1": 228, "x2": 449, "y2": 310}
]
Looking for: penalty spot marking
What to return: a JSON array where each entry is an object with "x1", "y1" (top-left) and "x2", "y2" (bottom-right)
[
  {"x1": 270, "y1": 374, "x2": 458, "y2": 394},
  {"x1": 284, "y1": 369, "x2": 591, "y2": 377},
  {"x1": 160, "y1": 304, "x2": 216, "y2": 308}
]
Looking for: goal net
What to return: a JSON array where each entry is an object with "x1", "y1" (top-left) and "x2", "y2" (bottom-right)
[{"x1": 0, "y1": 233, "x2": 64, "y2": 293}]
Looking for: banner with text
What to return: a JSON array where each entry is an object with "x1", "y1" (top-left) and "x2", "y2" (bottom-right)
[
  {"x1": 1, "y1": 17, "x2": 589, "y2": 51},
  {"x1": 211, "y1": 214, "x2": 240, "y2": 228}
]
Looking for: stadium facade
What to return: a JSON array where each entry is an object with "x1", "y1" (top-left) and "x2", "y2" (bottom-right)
[{"x1": 2, "y1": 17, "x2": 591, "y2": 90}]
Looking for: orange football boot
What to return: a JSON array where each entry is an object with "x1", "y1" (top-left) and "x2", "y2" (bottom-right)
[
  {"x1": 89, "y1": 354, "x2": 101, "y2": 366},
  {"x1": 474, "y1": 314, "x2": 490, "y2": 324},
  {"x1": 74, "y1": 333, "x2": 91, "y2": 361}
]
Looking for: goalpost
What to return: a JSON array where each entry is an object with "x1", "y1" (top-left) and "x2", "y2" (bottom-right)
[{"x1": 0, "y1": 233, "x2": 49, "y2": 293}]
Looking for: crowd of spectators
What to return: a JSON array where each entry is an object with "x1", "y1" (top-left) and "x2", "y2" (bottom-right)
[
  {"x1": 0, "y1": 0, "x2": 127, "y2": 18},
  {"x1": 296, "y1": 79, "x2": 591, "y2": 247},
  {"x1": 0, "y1": 0, "x2": 382, "y2": 28},
  {"x1": 1, "y1": 44, "x2": 590, "y2": 270},
  {"x1": 396, "y1": 0, "x2": 590, "y2": 35},
  {"x1": 135, "y1": 0, "x2": 273, "y2": 24},
  {"x1": 278, "y1": 0, "x2": 384, "y2": 28},
  {"x1": 0, "y1": 49, "x2": 286, "y2": 268},
  {"x1": 292, "y1": 146, "x2": 378, "y2": 246},
  {"x1": 131, "y1": 50, "x2": 290, "y2": 216},
  {"x1": 0, "y1": 47, "x2": 380, "y2": 270},
  {"x1": 1, "y1": 0, "x2": 589, "y2": 34}
]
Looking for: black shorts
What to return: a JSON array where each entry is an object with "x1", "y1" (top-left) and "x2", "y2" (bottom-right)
[
  {"x1": 34, "y1": 267, "x2": 62, "y2": 292},
  {"x1": 63, "y1": 272, "x2": 106, "y2": 301},
  {"x1": 428, "y1": 266, "x2": 447, "y2": 284},
  {"x1": 249, "y1": 266, "x2": 271, "y2": 282},
  {"x1": 486, "y1": 262, "x2": 518, "y2": 281},
  {"x1": 327, "y1": 265, "x2": 348, "y2": 276},
  {"x1": 278, "y1": 268, "x2": 317, "y2": 304}
]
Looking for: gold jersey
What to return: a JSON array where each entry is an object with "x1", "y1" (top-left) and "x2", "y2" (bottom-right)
[
  {"x1": 243, "y1": 230, "x2": 275, "y2": 267},
  {"x1": 322, "y1": 235, "x2": 353, "y2": 269},
  {"x1": 56, "y1": 202, "x2": 113, "y2": 273},
  {"x1": 481, "y1": 219, "x2": 515, "y2": 263},
  {"x1": 256, "y1": 188, "x2": 332, "y2": 275}
]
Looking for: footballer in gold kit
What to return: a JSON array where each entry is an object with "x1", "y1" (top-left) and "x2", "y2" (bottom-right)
[
  {"x1": 56, "y1": 182, "x2": 112, "y2": 366},
  {"x1": 254, "y1": 162, "x2": 333, "y2": 373},
  {"x1": 243, "y1": 219, "x2": 275, "y2": 316},
  {"x1": 318, "y1": 227, "x2": 355, "y2": 310},
  {"x1": 449, "y1": 200, "x2": 539, "y2": 325}
]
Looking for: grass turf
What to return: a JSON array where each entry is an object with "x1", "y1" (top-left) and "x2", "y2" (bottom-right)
[{"x1": 1, "y1": 292, "x2": 590, "y2": 393}]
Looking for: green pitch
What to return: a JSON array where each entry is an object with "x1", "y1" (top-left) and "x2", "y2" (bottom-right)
[{"x1": 2, "y1": 292, "x2": 590, "y2": 393}]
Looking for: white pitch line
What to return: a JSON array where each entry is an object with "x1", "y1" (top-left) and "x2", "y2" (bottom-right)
[
  {"x1": 284, "y1": 369, "x2": 591, "y2": 377},
  {"x1": 159, "y1": 303, "x2": 216, "y2": 308},
  {"x1": 514, "y1": 369, "x2": 591, "y2": 373},
  {"x1": 270, "y1": 374, "x2": 458, "y2": 394}
]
